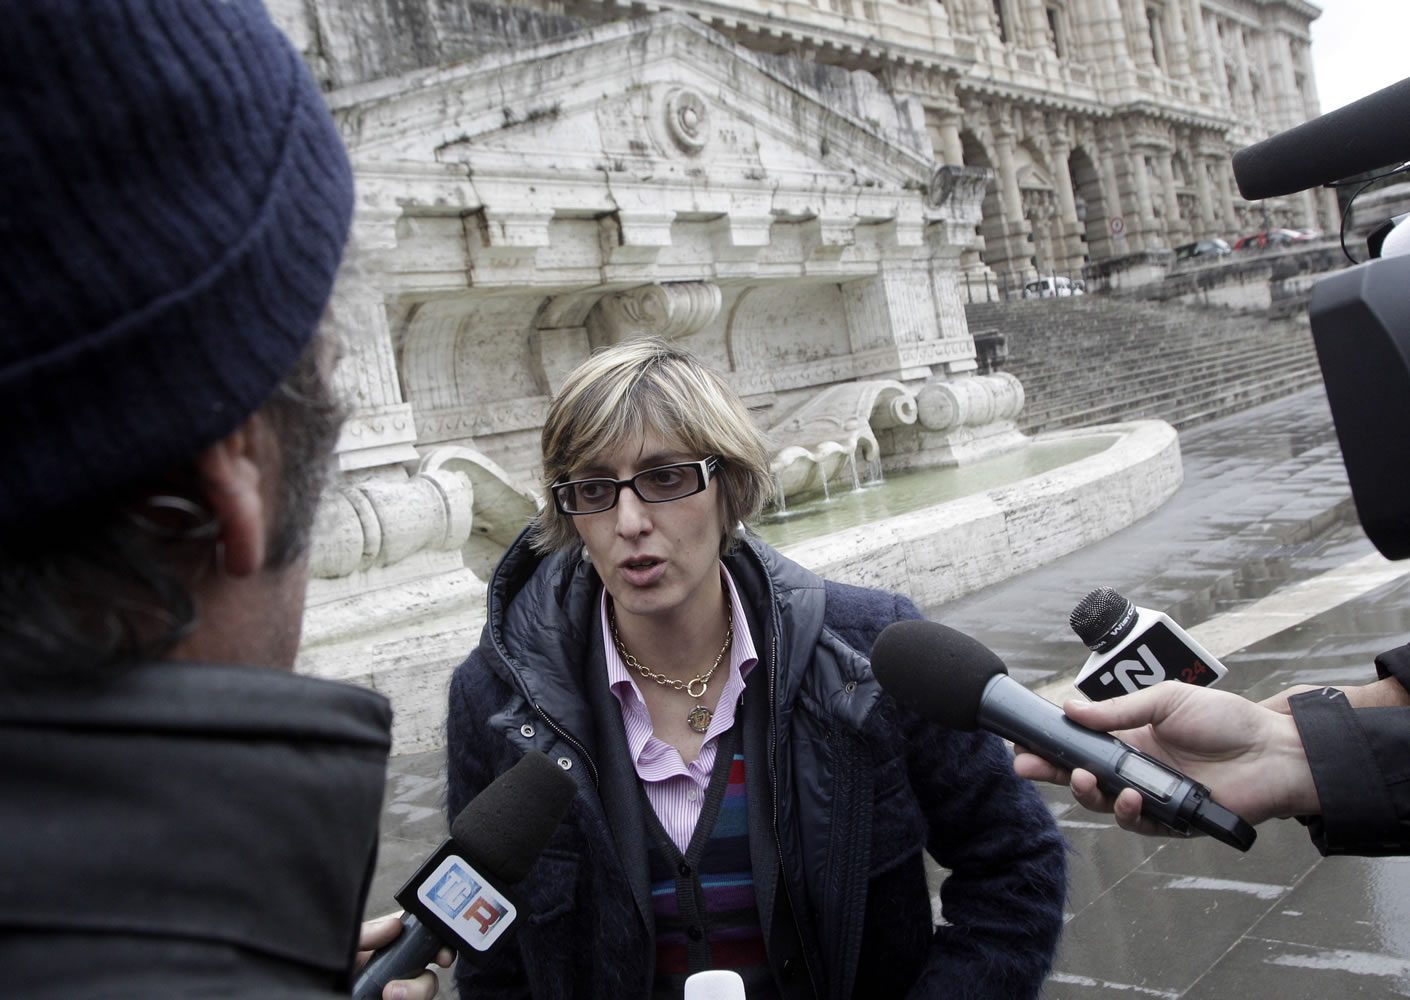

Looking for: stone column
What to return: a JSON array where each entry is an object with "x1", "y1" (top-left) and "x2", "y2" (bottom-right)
[
  {"x1": 1147, "y1": 5, "x2": 1168, "y2": 70},
  {"x1": 994, "y1": 128, "x2": 1025, "y2": 223},
  {"x1": 1163, "y1": 0, "x2": 1191, "y2": 79},
  {"x1": 328, "y1": 280, "x2": 420, "y2": 473},
  {"x1": 1317, "y1": 187, "x2": 1340, "y2": 237},
  {"x1": 1050, "y1": 140, "x2": 1079, "y2": 221},
  {"x1": 1214, "y1": 157, "x2": 1238, "y2": 233},
  {"x1": 1129, "y1": 150, "x2": 1157, "y2": 247},
  {"x1": 1081, "y1": 0, "x2": 1137, "y2": 87},
  {"x1": 1156, "y1": 152, "x2": 1183, "y2": 244},
  {"x1": 1233, "y1": 26, "x2": 1255, "y2": 116},
  {"x1": 1193, "y1": 153, "x2": 1216, "y2": 232},
  {"x1": 1123, "y1": 0, "x2": 1156, "y2": 69},
  {"x1": 991, "y1": 0, "x2": 1014, "y2": 42},
  {"x1": 1268, "y1": 30, "x2": 1303, "y2": 130},
  {"x1": 935, "y1": 111, "x2": 965, "y2": 167},
  {"x1": 989, "y1": 123, "x2": 1037, "y2": 283},
  {"x1": 1099, "y1": 135, "x2": 1128, "y2": 255},
  {"x1": 1018, "y1": 0, "x2": 1048, "y2": 49},
  {"x1": 1048, "y1": 131, "x2": 1088, "y2": 273},
  {"x1": 1184, "y1": 0, "x2": 1212, "y2": 89}
]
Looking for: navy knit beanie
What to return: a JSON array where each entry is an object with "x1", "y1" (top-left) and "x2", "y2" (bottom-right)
[{"x1": 0, "y1": 0, "x2": 355, "y2": 529}]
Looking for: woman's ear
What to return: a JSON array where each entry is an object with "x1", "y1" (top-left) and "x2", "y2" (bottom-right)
[{"x1": 192, "y1": 417, "x2": 270, "y2": 577}]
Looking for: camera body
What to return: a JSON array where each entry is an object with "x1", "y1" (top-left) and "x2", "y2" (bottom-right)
[{"x1": 1310, "y1": 252, "x2": 1410, "y2": 559}]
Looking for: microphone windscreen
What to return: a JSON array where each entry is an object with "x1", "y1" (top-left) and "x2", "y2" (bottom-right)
[
  {"x1": 449, "y1": 751, "x2": 577, "y2": 884},
  {"x1": 1069, "y1": 587, "x2": 1132, "y2": 650},
  {"x1": 870, "y1": 620, "x2": 1007, "y2": 731},
  {"x1": 1232, "y1": 76, "x2": 1410, "y2": 199}
]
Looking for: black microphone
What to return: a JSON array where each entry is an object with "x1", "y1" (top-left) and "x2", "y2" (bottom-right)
[
  {"x1": 1069, "y1": 587, "x2": 1227, "y2": 702},
  {"x1": 1232, "y1": 75, "x2": 1410, "y2": 199},
  {"x1": 351, "y1": 752, "x2": 577, "y2": 999},
  {"x1": 871, "y1": 620, "x2": 1256, "y2": 851}
]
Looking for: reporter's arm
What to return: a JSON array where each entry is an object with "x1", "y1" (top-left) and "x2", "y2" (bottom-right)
[
  {"x1": 1262, "y1": 676, "x2": 1410, "y2": 714},
  {"x1": 1290, "y1": 689, "x2": 1410, "y2": 855}
]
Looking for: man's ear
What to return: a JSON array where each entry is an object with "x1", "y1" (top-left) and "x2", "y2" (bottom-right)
[{"x1": 194, "y1": 417, "x2": 269, "y2": 577}]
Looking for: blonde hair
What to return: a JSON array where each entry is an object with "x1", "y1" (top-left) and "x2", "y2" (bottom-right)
[{"x1": 531, "y1": 338, "x2": 774, "y2": 555}]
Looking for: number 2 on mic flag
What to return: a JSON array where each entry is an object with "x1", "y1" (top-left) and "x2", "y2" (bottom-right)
[{"x1": 1075, "y1": 620, "x2": 1222, "y2": 701}]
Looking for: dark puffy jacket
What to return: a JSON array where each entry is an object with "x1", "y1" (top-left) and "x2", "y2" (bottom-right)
[
  {"x1": 448, "y1": 533, "x2": 1067, "y2": 999},
  {"x1": 0, "y1": 661, "x2": 391, "y2": 998}
]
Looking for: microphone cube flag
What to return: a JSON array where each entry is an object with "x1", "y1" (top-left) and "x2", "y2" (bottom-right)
[
  {"x1": 1070, "y1": 588, "x2": 1227, "y2": 702},
  {"x1": 417, "y1": 856, "x2": 517, "y2": 952}
]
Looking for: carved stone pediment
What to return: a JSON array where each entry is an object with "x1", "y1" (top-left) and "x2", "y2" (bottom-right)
[{"x1": 329, "y1": 11, "x2": 938, "y2": 282}]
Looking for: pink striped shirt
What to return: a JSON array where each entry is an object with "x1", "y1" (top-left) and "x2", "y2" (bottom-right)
[{"x1": 603, "y1": 566, "x2": 759, "y2": 853}]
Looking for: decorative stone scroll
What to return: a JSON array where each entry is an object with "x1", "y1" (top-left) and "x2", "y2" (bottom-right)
[
  {"x1": 767, "y1": 380, "x2": 919, "y2": 499},
  {"x1": 309, "y1": 446, "x2": 537, "y2": 580},
  {"x1": 588, "y1": 281, "x2": 723, "y2": 343},
  {"x1": 915, "y1": 372, "x2": 1025, "y2": 432},
  {"x1": 928, "y1": 164, "x2": 991, "y2": 218}
]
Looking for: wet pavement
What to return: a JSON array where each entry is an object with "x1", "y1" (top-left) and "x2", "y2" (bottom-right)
[{"x1": 370, "y1": 384, "x2": 1410, "y2": 998}]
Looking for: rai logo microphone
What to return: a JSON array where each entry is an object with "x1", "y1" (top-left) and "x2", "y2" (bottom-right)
[{"x1": 418, "y1": 856, "x2": 518, "y2": 951}]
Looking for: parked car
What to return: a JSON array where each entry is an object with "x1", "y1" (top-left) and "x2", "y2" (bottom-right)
[
  {"x1": 1232, "y1": 229, "x2": 1316, "y2": 250},
  {"x1": 1174, "y1": 238, "x2": 1231, "y2": 261},
  {"x1": 1022, "y1": 276, "x2": 1085, "y2": 298}
]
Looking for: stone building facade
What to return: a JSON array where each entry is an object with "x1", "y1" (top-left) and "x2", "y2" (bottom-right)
[{"x1": 275, "y1": 0, "x2": 1336, "y2": 288}]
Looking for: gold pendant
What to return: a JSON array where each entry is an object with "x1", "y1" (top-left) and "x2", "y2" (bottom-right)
[{"x1": 687, "y1": 705, "x2": 712, "y2": 733}]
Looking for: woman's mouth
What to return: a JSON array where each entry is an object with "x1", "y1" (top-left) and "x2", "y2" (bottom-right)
[{"x1": 619, "y1": 556, "x2": 665, "y2": 587}]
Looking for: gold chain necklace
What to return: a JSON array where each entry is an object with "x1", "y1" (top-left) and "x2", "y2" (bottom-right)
[{"x1": 608, "y1": 601, "x2": 733, "y2": 734}]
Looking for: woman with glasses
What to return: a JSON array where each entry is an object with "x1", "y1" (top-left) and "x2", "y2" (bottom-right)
[{"x1": 443, "y1": 338, "x2": 1066, "y2": 1000}]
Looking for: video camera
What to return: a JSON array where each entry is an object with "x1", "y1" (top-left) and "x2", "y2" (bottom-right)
[{"x1": 1233, "y1": 77, "x2": 1410, "y2": 559}]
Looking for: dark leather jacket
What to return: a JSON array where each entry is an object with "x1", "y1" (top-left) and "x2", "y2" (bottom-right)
[
  {"x1": 447, "y1": 532, "x2": 1066, "y2": 999},
  {"x1": 1293, "y1": 642, "x2": 1410, "y2": 855},
  {"x1": 0, "y1": 661, "x2": 391, "y2": 997}
]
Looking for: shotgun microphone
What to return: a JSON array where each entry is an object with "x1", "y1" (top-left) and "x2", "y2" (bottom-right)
[{"x1": 1232, "y1": 76, "x2": 1410, "y2": 200}]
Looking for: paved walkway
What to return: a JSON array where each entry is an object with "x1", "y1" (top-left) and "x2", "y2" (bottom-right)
[
  {"x1": 933, "y1": 386, "x2": 1410, "y2": 998},
  {"x1": 372, "y1": 385, "x2": 1410, "y2": 998}
]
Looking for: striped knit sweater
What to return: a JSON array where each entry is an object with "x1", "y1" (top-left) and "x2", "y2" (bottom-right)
[{"x1": 644, "y1": 727, "x2": 776, "y2": 999}]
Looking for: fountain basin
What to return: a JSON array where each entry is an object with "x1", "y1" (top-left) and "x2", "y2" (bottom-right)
[{"x1": 772, "y1": 420, "x2": 1181, "y2": 609}]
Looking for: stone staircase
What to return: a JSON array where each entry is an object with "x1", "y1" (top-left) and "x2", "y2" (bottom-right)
[{"x1": 965, "y1": 296, "x2": 1325, "y2": 435}]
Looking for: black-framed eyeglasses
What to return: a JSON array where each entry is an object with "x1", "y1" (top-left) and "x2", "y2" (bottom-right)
[{"x1": 552, "y1": 457, "x2": 720, "y2": 515}]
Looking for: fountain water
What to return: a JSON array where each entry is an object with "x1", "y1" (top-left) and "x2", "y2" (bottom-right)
[
  {"x1": 766, "y1": 380, "x2": 915, "y2": 503},
  {"x1": 771, "y1": 420, "x2": 1180, "y2": 610},
  {"x1": 753, "y1": 372, "x2": 1182, "y2": 610}
]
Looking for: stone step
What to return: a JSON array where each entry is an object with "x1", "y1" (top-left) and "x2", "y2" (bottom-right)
[
  {"x1": 965, "y1": 295, "x2": 1323, "y2": 434},
  {"x1": 1009, "y1": 329, "x2": 1317, "y2": 383},
  {"x1": 1018, "y1": 347, "x2": 1320, "y2": 412},
  {"x1": 1021, "y1": 364, "x2": 1325, "y2": 434}
]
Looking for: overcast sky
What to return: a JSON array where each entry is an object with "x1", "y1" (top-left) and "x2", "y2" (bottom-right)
[{"x1": 1308, "y1": 0, "x2": 1409, "y2": 113}]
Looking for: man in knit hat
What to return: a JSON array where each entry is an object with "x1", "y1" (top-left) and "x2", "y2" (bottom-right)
[{"x1": 0, "y1": 1, "x2": 440, "y2": 996}]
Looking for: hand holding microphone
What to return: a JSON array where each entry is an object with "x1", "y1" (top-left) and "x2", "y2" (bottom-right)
[
  {"x1": 871, "y1": 620, "x2": 1257, "y2": 850},
  {"x1": 352, "y1": 752, "x2": 577, "y2": 999},
  {"x1": 1013, "y1": 681, "x2": 1319, "y2": 837}
]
